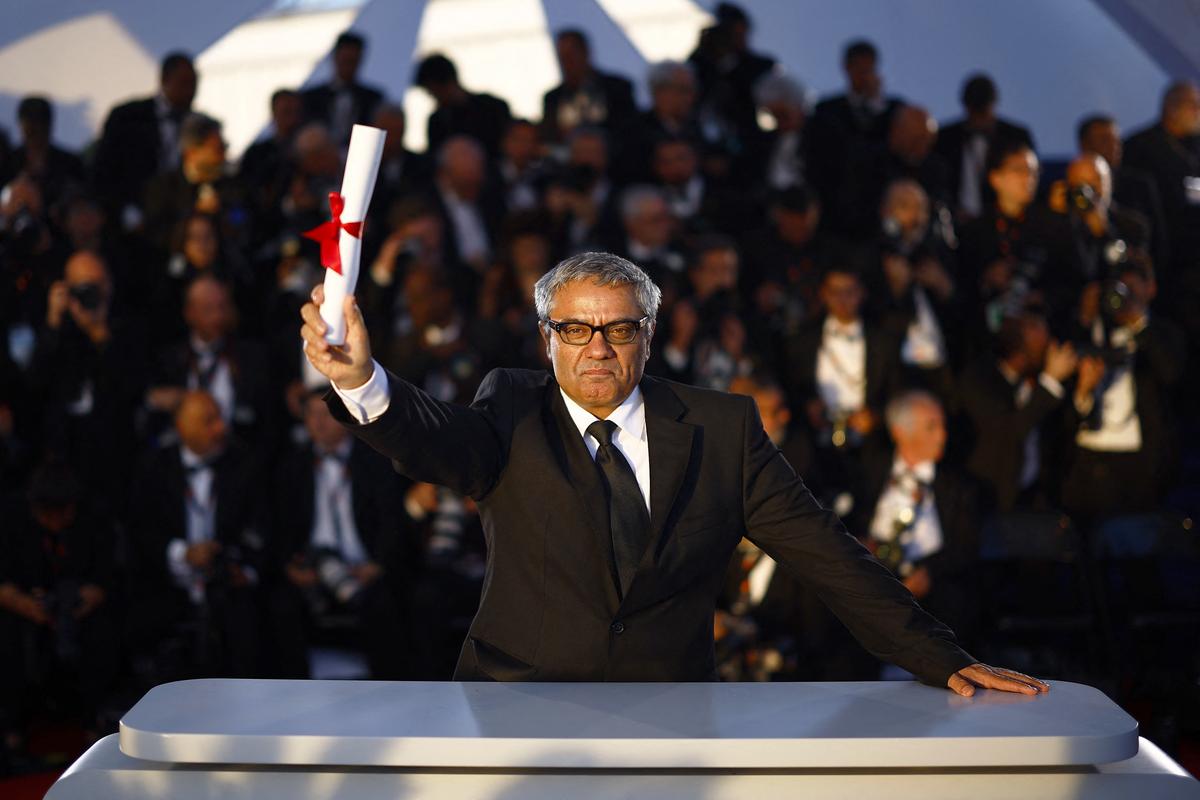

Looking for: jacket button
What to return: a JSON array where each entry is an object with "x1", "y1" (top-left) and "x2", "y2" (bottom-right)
[{"x1": 610, "y1": 621, "x2": 625, "y2": 634}]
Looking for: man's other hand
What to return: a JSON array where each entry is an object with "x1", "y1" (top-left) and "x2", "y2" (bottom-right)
[
  {"x1": 948, "y1": 663, "x2": 1050, "y2": 697},
  {"x1": 300, "y1": 284, "x2": 374, "y2": 390}
]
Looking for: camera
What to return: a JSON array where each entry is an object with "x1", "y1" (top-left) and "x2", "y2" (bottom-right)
[
  {"x1": 1065, "y1": 183, "x2": 1097, "y2": 215},
  {"x1": 68, "y1": 282, "x2": 104, "y2": 311}
]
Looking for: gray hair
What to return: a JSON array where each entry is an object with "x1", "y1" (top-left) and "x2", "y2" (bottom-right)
[
  {"x1": 647, "y1": 60, "x2": 694, "y2": 93},
  {"x1": 533, "y1": 252, "x2": 663, "y2": 322},
  {"x1": 619, "y1": 184, "x2": 665, "y2": 222},
  {"x1": 436, "y1": 134, "x2": 484, "y2": 168},
  {"x1": 753, "y1": 72, "x2": 810, "y2": 111},
  {"x1": 884, "y1": 389, "x2": 941, "y2": 434},
  {"x1": 294, "y1": 122, "x2": 333, "y2": 157},
  {"x1": 179, "y1": 112, "x2": 222, "y2": 152}
]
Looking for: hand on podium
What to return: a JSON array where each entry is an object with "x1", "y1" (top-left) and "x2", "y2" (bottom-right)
[
  {"x1": 948, "y1": 663, "x2": 1050, "y2": 697},
  {"x1": 301, "y1": 284, "x2": 374, "y2": 391}
]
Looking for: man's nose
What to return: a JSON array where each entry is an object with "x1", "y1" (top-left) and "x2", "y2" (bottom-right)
[{"x1": 583, "y1": 329, "x2": 616, "y2": 358}]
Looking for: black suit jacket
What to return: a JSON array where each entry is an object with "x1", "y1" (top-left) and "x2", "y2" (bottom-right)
[
  {"x1": 92, "y1": 97, "x2": 167, "y2": 214},
  {"x1": 128, "y1": 441, "x2": 265, "y2": 603},
  {"x1": 270, "y1": 440, "x2": 416, "y2": 577},
  {"x1": 956, "y1": 360, "x2": 1062, "y2": 513},
  {"x1": 782, "y1": 316, "x2": 902, "y2": 421},
  {"x1": 427, "y1": 92, "x2": 512, "y2": 159},
  {"x1": 541, "y1": 71, "x2": 637, "y2": 143},
  {"x1": 935, "y1": 118, "x2": 1034, "y2": 212},
  {"x1": 301, "y1": 82, "x2": 385, "y2": 140},
  {"x1": 327, "y1": 367, "x2": 975, "y2": 685}
]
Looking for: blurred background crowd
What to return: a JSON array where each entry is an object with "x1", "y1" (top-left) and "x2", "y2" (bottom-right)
[{"x1": 1, "y1": 1, "x2": 1199, "y2": 778}]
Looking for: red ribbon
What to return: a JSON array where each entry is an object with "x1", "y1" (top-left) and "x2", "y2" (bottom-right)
[{"x1": 302, "y1": 192, "x2": 363, "y2": 275}]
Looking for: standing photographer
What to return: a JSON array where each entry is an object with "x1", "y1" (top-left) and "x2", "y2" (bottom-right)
[{"x1": 1061, "y1": 252, "x2": 1185, "y2": 518}]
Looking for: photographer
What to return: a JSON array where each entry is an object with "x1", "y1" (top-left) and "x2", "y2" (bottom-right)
[
  {"x1": 1061, "y1": 253, "x2": 1185, "y2": 518},
  {"x1": 0, "y1": 461, "x2": 120, "y2": 750},
  {"x1": 1046, "y1": 154, "x2": 1150, "y2": 323}
]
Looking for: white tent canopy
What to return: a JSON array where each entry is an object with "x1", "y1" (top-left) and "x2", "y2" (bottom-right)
[{"x1": 0, "y1": 0, "x2": 1195, "y2": 159}]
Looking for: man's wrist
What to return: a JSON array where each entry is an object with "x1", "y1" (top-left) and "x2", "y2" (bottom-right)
[{"x1": 333, "y1": 360, "x2": 390, "y2": 424}]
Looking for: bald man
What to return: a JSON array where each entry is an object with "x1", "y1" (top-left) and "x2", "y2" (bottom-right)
[
  {"x1": 127, "y1": 389, "x2": 265, "y2": 677},
  {"x1": 836, "y1": 104, "x2": 950, "y2": 236}
]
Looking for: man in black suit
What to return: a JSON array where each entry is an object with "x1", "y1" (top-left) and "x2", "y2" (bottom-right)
[
  {"x1": 415, "y1": 54, "x2": 511, "y2": 159},
  {"x1": 92, "y1": 52, "x2": 196, "y2": 224},
  {"x1": 852, "y1": 391, "x2": 981, "y2": 647},
  {"x1": 687, "y1": 2, "x2": 776, "y2": 149},
  {"x1": 957, "y1": 311, "x2": 1078, "y2": 514},
  {"x1": 541, "y1": 29, "x2": 636, "y2": 145},
  {"x1": 1077, "y1": 114, "x2": 1170, "y2": 269},
  {"x1": 240, "y1": 89, "x2": 305, "y2": 245},
  {"x1": 267, "y1": 390, "x2": 419, "y2": 678},
  {"x1": 127, "y1": 390, "x2": 265, "y2": 678},
  {"x1": 301, "y1": 32, "x2": 385, "y2": 146},
  {"x1": 301, "y1": 251, "x2": 1048, "y2": 697},
  {"x1": 0, "y1": 96, "x2": 86, "y2": 208},
  {"x1": 612, "y1": 61, "x2": 706, "y2": 185},
  {"x1": 935, "y1": 74, "x2": 1035, "y2": 221},
  {"x1": 808, "y1": 40, "x2": 902, "y2": 209}
]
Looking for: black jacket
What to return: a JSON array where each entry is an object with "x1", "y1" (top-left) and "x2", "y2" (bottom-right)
[{"x1": 327, "y1": 367, "x2": 975, "y2": 685}]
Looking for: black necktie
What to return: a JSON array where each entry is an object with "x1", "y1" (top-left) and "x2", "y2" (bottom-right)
[{"x1": 587, "y1": 419, "x2": 650, "y2": 598}]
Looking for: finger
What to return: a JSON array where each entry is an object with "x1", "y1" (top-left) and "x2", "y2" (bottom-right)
[
  {"x1": 311, "y1": 283, "x2": 325, "y2": 306},
  {"x1": 343, "y1": 294, "x2": 364, "y2": 335},
  {"x1": 989, "y1": 667, "x2": 1051, "y2": 692},
  {"x1": 963, "y1": 665, "x2": 1041, "y2": 694},
  {"x1": 300, "y1": 325, "x2": 330, "y2": 356},
  {"x1": 300, "y1": 301, "x2": 327, "y2": 334},
  {"x1": 947, "y1": 673, "x2": 975, "y2": 697}
]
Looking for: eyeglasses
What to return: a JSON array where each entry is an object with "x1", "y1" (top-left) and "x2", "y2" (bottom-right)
[{"x1": 542, "y1": 316, "x2": 650, "y2": 346}]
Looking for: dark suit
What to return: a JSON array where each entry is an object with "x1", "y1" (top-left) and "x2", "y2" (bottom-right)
[
  {"x1": 935, "y1": 118, "x2": 1034, "y2": 215},
  {"x1": 782, "y1": 316, "x2": 902, "y2": 423},
  {"x1": 300, "y1": 82, "x2": 385, "y2": 143},
  {"x1": 126, "y1": 441, "x2": 266, "y2": 675},
  {"x1": 327, "y1": 367, "x2": 975, "y2": 685},
  {"x1": 1122, "y1": 124, "x2": 1200, "y2": 268},
  {"x1": 92, "y1": 97, "x2": 173, "y2": 215},
  {"x1": 541, "y1": 71, "x2": 637, "y2": 144},
  {"x1": 956, "y1": 360, "x2": 1062, "y2": 513},
  {"x1": 808, "y1": 94, "x2": 903, "y2": 206},
  {"x1": 850, "y1": 452, "x2": 982, "y2": 645},
  {"x1": 427, "y1": 92, "x2": 512, "y2": 159},
  {"x1": 267, "y1": 440, "x2": 421, "y2": 678}
]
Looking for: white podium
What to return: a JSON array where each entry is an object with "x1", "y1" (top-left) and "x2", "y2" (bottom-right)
[{"x1": 47, "y1": 679, "x2": 1200, "y2": 799}]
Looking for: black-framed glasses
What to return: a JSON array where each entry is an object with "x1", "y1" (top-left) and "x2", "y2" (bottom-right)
[{"x1": 542, "y1": 316, "x2": 650, "y2": 346}]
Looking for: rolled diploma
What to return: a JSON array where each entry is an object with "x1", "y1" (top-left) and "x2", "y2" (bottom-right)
[{"x1": 320, "y1": 124, "x2": 386, "y2": 345}]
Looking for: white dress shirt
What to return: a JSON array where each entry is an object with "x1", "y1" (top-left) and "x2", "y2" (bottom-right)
[
  {"x1": 1076, "y1": 323, "x2": 1142, "y2": 452},
  {"x1": 438, "y1": 183, "x2": 490, "y2": 266},
  {"x1": 189, "y1": 336, "x2": 235, "y2": 425},
  {"x1": 167, "y1": 446, "x2": 218, "y2": 605},
  {"x1": 815, "y1": 317, "x2": 866, "y2": 414},
  {"x1": 998, "y1": 362, "x2": 1064, "y2": 490},
  {"x1": 334, "y1": 360, "x2": 653, "y2": 512},
  {"x1": 869, "y1": 457, "x2": 943, "y2": 563},
  {"x1": 311, "y1": 439, "x2": 369, "y2": 563}
]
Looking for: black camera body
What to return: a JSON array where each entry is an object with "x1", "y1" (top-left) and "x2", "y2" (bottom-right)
[{"x1": 68, "y1": 282, "x2": 104, "y2": 311}]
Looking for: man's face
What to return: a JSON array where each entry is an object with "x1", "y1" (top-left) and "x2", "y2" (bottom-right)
[
  {"x1": 820, "y1": 271, "x2": 863, "y2": 322},
  {"x1": 1169, "y1": 84, "x2": 1200, "y2": 136},
  {"x1": 162, "y1": 63, "x2": 197, "y2": 112},
  {"x1": 376, "y1": 108, "x2": 407, "y2": 156},
  {"x1": 1082, "y1": 121, "x2": 1122, "y2": 169},
  {"x1": 1066, "y1": 155, "x2": 1112, "y2": 206},
  {"x1": 893, "y1": 400, "x2": 946, "y2": 464},
  {"x1": 989, "y1": 149, "x2": 1039, "y2": 211},
  {"x1": 1022, "y1": 315, "x2": 1050, "y2": 367},
  {"x1": 176, "y1": 392, "x2": 227, "y2": 457},
  {"x1": 845, "y1": 55, "x2": 880, "y2": 98},
  {"x1": 183, "y1": 216, "x2": 219, "y2": 268},
  {"x1": 882, "y1": 184, "x2": 929, "y2": 238},
  {"x1": 653, "y1": 69, "x2": 696, "y2": 121},
  {"x1": 273, "y1": 94, "x2": 303, "y2": 139},
  {"x1": 186, "y1": 131, "x2": 227, "y2": 175},
  {"x1": 690, "y1": 248, "x2": 738, "y2": 299},
  {"x1": 305, "y1": 394, "x2": 349, "y2": 452},
  {"x1": 333, "y1": 43, "x2": 363, "y2": 83},
  {"x1": 440, "y1": 141, "x2": 485, "y2": 199},
  {"x1": 184, "y1": 279, "x2": 234, "y2": 343},
  {"x1": 543, "y1": 280, "x2": 652, "y2": 416},
  {"x1": 556, "y1": 36, "x2": 590, "y2": 85},
  {"x1": 773, "y1": 204, "x2": 819, "y2": 245},
  {"x1": 626, "y1": 197, "x2": 673, "y2": 248},
  {"x1": 569, "y1": 133, "x2": 607, "y2": 173},
  {"x1": 503, "y1": 123, "x2": 539, "y2": 167},
  {"x1": 653, "y1": 141, "x2": 698, "y2": 185}
]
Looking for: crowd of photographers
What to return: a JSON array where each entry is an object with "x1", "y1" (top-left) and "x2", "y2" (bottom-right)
[{"x1": 1, "y1": 3, "x2": 1199, "y2": 766}]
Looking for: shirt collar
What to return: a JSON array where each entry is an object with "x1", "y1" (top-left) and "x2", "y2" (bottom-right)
[
  {"x1": 823, "y1": 316, "x2": 863, "y2": 339},
  {"x1": 893, "y1": 455, "x2": 936, "y2": 484},
  {"x1": 316, "y1": 438, "x2": 352, "y2": 462},
  {"x1": 559, "y1": 385, "x2": 646, "y2": 444},
  {"x1": 181, "y1": 445, "x2": 210, "y2": 470}
]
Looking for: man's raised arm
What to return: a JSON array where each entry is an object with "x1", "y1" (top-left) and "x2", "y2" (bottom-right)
[{"x1": 300, "y1": 285, "x2": 506, "y2": 498}]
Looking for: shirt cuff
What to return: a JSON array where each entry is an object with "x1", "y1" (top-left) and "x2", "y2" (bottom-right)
[
  {"x1": 333, "y1": 360, "x2": 391, "y2": 424},
  {"x1": 1037, "y1": 372, "x2": 1064, "y2": 399}
]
